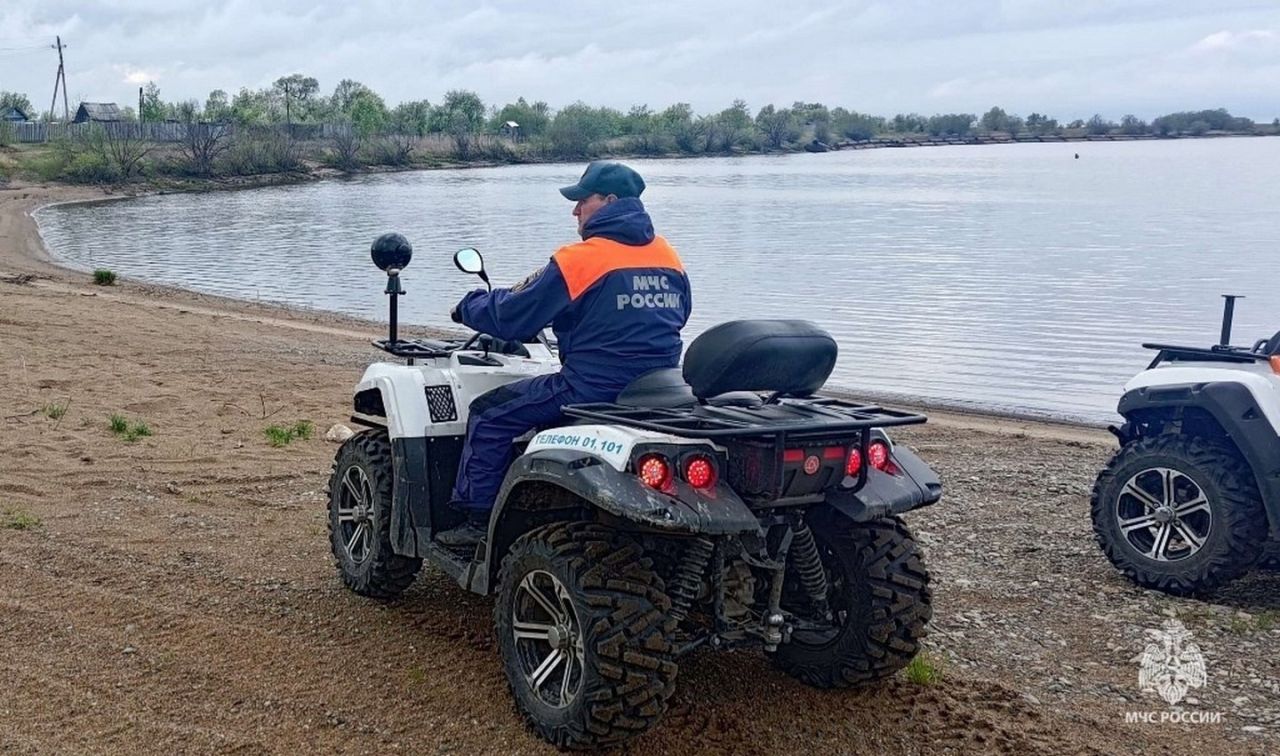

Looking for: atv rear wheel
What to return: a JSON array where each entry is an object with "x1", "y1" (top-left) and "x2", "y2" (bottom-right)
[
  {"x1": 327, "y1": 430, "x2": 421, "y2": 598},
  {"x1": 774, "y1": 516, "x2": 932, "y2": 688},
  {"x1": 1091, "y1": 436, "x2": 1266, "y2": 595},
  {"x1": 1257, "y1": 542, "x2": 1280, "y2": 572},
  {"x1": 494, "y1": 522, "x2": 677, "y2": 750}
]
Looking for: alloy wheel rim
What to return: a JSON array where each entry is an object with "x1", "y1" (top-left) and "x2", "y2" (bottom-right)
[
  {"x1": 1116, "y1": 467, "x2": 1213, "y2": 562},
  {"x1": 335, "y1": 465, "x2": 374, "y2": 564},
  {"x1": 512, "y1": 569, "x2": 585, "y2": 708}
]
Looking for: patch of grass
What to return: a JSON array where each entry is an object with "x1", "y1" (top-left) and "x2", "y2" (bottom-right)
[
  {"x1": 41, "y1": 401, "x2": 68, "y2": 420},
  {"x1": 1230, "y1": 611, "x2": 1279, "y2": 634},
  {"x1": 109, "y1": 414, "x2": 152, "y2": 442},
  {"x1": 405, "y1": 666, "x2": 427, "y2": 687},
  {"x1": 904, "y1": 653, "x2": 943, "y2": 686},
  {"x1": 2, "y1": 507, "x2": 40, "y2": 530},
  {"x1": 93, "y1": 269, "x2": 117, "y2": 286},
  {"x1": 264, "y1": 425, "x2": 294, "y2": 447},
  {"x1": 264, "y1": 420, "x2": 314, "y2": 447},
  {"x1": 1228, "y1": 616, "x2": 1252, "y2": 635}
]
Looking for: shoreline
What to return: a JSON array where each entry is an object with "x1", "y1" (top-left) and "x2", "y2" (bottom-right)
[{"x1": 6, "y1": 127, "x2": 1274, "y2": 197}]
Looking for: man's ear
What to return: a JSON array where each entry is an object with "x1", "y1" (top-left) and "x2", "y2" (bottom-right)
[{"x1": 604, "y1": 194, "x2": 618, "y2": 203}]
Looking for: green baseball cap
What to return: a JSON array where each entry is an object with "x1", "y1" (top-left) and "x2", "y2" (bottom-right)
[{"x1": 559, "y1": 161, "x2": 646, "y2": 201}]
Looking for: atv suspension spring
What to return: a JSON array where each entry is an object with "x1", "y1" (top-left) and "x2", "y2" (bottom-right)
[
  {"x1": 789, "y1": 522, "x2": 831, "y2": 618},
  {"x1": 669, "y1": 537, "x2": 714, "y2": 622}
]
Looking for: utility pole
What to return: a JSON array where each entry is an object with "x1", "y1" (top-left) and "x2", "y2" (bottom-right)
[
  {"x1": 283, "y1": 81, "x2": 292, "y2": 126},
  {"x1": 48, "y1": 36, "x2": 69, "y2": 122},
  {"x1": 139, "y1": 86, "x2": 144, "y2": 124}
]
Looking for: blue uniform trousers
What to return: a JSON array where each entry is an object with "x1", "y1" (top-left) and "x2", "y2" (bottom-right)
[{"x1": 450, "y1": 372, "x2": 616, "y2": 518}]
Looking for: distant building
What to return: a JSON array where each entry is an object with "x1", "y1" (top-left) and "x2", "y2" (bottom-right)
[
  {"x1": 1, "y1": 106, "x2": 29, "y2": 122},
  {"x1": 501, "y1": 120, "x2": 522, "y2": 140},
  {"x1": 72, "y1": 102, "x2": 123, "y2": 124}
]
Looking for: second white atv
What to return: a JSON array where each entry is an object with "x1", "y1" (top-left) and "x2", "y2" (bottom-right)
[
  {"x1": 1093, "y1": 295, "x2": 1280, "y2": 595},
  {"x1": 328, "y1": 234, "x2": 944, "y2": 749}
]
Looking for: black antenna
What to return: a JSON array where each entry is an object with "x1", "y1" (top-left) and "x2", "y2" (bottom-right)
[
  {"x1": 386, "y1": 269, "x2": 403, "y2": 344},
  {"x1": 1219, "y1": 294, "x2": 1244, "y2": 347}
]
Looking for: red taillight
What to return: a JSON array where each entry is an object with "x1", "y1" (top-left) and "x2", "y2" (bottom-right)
[
  {"x1": 782, "y1": 449, "x2": 804, "y2": 463},
  {"x1": 845, "y1": 447, "x2": 862, "y2": 476},
  {"x1": 822, "y1": 446, "x2": 845, "y2": 460},
  {"x1": 637, "y1": 453, "x2": 672, "y2": 489},
  {"x1": 683, "y1": 456, "x2": 716, "y2": 489},
  {"x1": 868, "y1": 441, "x2": 890, "y2": 471}
]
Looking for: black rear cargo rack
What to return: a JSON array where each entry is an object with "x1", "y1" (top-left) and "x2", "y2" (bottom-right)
[
  {"x1": 1143, "y1": 343, "x2": 1269, "y2": 370},
  {"x1": 373, "y1": 338, "x2": 461, "y2": 359},
  {"x1": 562, "y1": 396, "x2": 926, "y2": 440}
]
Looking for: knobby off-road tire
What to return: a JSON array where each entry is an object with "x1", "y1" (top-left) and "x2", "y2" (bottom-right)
[
  {"x1": 1255, "y1": 541, "x2": 1280, "y2": 572},
  {"x1": 1091, "y1": 436, "x2": 1267, "y2": 596},
  {"x1": 774, "y1": 516, "x2": 932, "y2": 688},
  {"x1": 327, "y1": 430, "x2": 421, "y2": 598},
  {"x1": 494, "y1": 521, "x2": 678, "y2": 750}
]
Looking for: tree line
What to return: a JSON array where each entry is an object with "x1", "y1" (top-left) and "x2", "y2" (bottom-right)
[{"x1": 2, "y1": 77, "x2": 1276, "y2": 185}]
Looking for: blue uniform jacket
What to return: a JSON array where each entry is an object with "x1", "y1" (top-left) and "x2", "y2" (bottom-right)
[{"x1": 455, "y1": 198, "x2": 692, "y2": 392}]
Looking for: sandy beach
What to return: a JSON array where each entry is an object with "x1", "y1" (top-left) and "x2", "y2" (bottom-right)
[{"x1": 2, "y1": 180, "x2": 1277, "y2": 754}]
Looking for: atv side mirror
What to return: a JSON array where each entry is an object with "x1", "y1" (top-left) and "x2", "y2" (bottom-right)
[
  {"x1": 454, "y1": 247, "x2": 490, "y2": 290},
  {"x1": 455, "y1": 247, "x2": 484, "y2": 274}
]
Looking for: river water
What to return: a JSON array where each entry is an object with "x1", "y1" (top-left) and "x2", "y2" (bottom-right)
[{"x1": 33, "y1": 138, "x2": 1280, "y2": 423}]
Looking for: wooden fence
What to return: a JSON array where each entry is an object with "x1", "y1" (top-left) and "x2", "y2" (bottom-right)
[
  {"x1": 3, "y1": 121, "x2": 503, "y2": 150},
  {"x1": 3, "y1": 121, "x2": 328, "y2": 144}
]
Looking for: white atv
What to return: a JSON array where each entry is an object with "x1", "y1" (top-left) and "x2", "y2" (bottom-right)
[
  {"x1": 327, "y1": 233, "x2": 944, "y2": 749},
  {"x1": 1092, "y1": 295, "x2": 1280, "y2": 595}
]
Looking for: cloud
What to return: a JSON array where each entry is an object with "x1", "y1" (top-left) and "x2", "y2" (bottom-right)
[
  {"x1": 2, "y1": 1, "x2": 1278, "y2": 120},
  {"x1": 120, "y1": 67, "x2": 157, "y2": 85},
  {"x1": 1190, "y1": 28, "x2": 1277, "y2": 54}
]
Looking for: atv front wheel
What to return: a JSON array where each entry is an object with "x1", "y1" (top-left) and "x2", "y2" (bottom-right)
[
  {"x1": 327, "y1": 430, "x2": 421, "y2": 598},
  {"x1": 1091, "y1": 436, "x2": 1267, "y2": 595},
  {"x1": 494, "y1": 522, "x2": 677, "y2": 750},
  {"x1": 774, "y1": 516, "x2": 932, "y2": 688}
]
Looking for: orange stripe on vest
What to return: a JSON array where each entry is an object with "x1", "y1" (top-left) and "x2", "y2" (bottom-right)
[{"x1": 553, "y1": 236, "x2": 684, "y2": 301}]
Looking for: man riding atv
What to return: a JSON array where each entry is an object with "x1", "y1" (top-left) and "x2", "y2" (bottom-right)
[
  {"x1": 331, "y1": 172, "x2": 943, "y2": 749},
  {"x1": 439, "y1": 161, "x2": 692, "y2": 546}
]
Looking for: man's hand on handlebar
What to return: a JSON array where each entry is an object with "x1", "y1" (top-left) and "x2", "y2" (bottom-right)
[{"x1": 474, "y1": 334, "x2": 531, "y2": 357}]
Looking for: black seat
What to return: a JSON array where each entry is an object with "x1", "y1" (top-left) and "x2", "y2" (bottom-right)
[
  {"x1": 615, "y1": 320, "x2": 836, "y2": 408},
  {"x1": 615, "y1": 367, "x2": 766, "y2": 409},
  {"x1": 683, "y1": 320, "x2": 837, "y2": 400},
  {"x1": 615, "y1": 368, "x2": 695, "y2": 408}
]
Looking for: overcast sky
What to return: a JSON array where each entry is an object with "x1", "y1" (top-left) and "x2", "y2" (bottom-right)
[{"x1": 3, "y1": 1, "x2": 1278, "y2": 121}]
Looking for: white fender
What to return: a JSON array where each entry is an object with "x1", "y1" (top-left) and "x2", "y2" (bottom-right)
[
  {"x1": 355, "y1": 363, "x2": 430, "y2": 439},
  {"x1": 1126, "y1": 362, "x2": 1280, "y2": 436}
]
